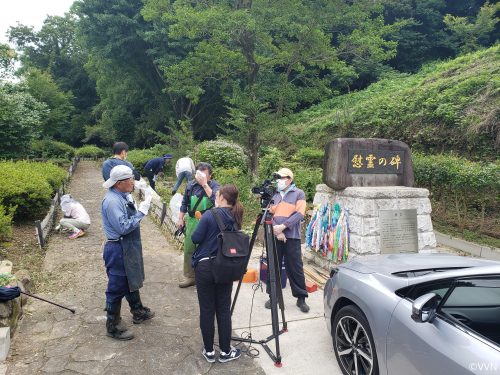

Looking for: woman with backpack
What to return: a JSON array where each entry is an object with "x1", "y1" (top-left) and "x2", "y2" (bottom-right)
[{"x1": 191, "y1": 184, "x2": 244, "y2": 363}]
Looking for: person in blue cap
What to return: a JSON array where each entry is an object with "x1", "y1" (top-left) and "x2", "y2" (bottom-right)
[{"x1": 143, "y1": 154, "x2": 173, "y2": 191}]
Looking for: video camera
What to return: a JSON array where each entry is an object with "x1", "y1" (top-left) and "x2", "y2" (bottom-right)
[{"x1": 252, "y1": 174, "x2": 281, "y2": 207}]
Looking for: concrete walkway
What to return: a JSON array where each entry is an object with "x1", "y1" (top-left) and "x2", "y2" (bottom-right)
[{"x1": 5, "y1": 161, "x2": 264, "y2": 375}]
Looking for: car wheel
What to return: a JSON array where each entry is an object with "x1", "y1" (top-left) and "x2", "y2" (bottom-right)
[{"x1": 332, "y1": 305, "x2": 379, "y2": 375}]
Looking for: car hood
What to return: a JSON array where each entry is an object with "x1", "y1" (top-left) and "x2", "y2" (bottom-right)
[{"x1": 339, "y1": 253, "x2": 499, "y2": 275}]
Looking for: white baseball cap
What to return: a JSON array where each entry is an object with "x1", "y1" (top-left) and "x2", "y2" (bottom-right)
[{"x1": 103, "y1": 165, "x2": 134, "y2": 189}]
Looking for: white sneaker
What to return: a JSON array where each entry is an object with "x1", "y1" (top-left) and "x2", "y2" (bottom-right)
[{"x1": 55, "y1": 225, "x2": 61, "y2": 231}]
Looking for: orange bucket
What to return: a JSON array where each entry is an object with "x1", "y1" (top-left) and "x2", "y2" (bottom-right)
[{"x1": 242, "y1": 268, "x2": 258, "y2": 283}]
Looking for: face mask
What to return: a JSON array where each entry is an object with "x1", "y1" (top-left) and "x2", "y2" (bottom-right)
[{"x1": 277, "y1": 179, "x2": 287, "y2": 191}]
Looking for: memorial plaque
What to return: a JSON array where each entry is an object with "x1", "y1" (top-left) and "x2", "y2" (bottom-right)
[
  {"x1": 379, "y1": 209, "x2": 418, "y2": 253},
  {"x1": 323, "y1": 138, "x2": 414, "y2": 190}
]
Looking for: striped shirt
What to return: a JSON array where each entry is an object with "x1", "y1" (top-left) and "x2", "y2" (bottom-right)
[{"x1": 270, "y1": 185, "x2": 306, "y2": 239}]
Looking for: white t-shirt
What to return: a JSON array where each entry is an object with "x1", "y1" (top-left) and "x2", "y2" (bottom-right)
[
  {"x1": 65, "y1": 202, "x2": 91, "y2": 225},
  {"x1": 175, "y1": 157, "x2": 195, "y2": 176}
]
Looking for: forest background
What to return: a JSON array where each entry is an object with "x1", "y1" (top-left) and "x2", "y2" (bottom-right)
[{"x1": 0, "y1": 0, "x2": 499, "y2": 247}]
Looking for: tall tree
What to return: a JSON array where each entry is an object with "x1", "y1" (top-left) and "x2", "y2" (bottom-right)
[{"x1": 8, "y1": 15, "x2": 98, "y2": 145}]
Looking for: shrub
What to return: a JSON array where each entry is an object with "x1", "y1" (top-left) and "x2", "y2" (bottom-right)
[
  {"x1": 293, "y1": 147, "x2": 325, "y2": 168},
  {"x1": 30, "y1": 139, "x2": 75, "y2": 159},
  {"x1": 0, "y1": 205, "x2": 15, "y2": 241},
  {"x1": 413, "y1": 153, "x2": 499, "y2": 231},
  {"x1": 196, "y1": 140, "x2": 248, "y2": 172},
  {"x1": 0, "y1": 161, "x2": 66, "y2": 220},
  {"x1": 127, "y1": 144, "x2": 173, "y2": 175},
  {"x1": 75, "y1": 145, "x2": 107, "y2": 158}
]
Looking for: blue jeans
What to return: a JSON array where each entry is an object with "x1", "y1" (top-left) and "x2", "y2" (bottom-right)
[{"x1": 173, "y1": 170, "x2": 193, "y2": 193}]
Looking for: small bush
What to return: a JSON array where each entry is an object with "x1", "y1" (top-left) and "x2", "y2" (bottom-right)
[
  {"x1": 75, "y1": 145, "x2": 107, "y2": 158},
  {"x1": 0, "y1": 205, "x2": 15, "y2": 241},
  {"x1": 0, "y1": 161, "x2": 66, "y2": 220},
  {"x1": 196, "y1": 140, "x2": 248, "y2": 172},
  {"x1": 293, "y1": 147, "x2": 324, "y2": 168},
  {"x1": 127, "y1": 144, "x2": 173, "y2": 175},
  {"x1": 31, "y1": 139, "x2": 75, "y2": 159}
]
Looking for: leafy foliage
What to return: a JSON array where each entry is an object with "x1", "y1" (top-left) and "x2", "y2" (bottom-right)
[
  {"x1": 126, "y1": 144, "x2": 173, "y2": 175},
  {"x1": 0, "y1": 161, "x2": 66, "y2": 221},
  {"x1": 0, "y1": 205, "x2": 15, "y2": 242},
  {"x1": 31, "y1": 139, "x2": 75, "y2": 159},
  {"x1": 196, "y1": 140, "x2": 248, "y2": 172},
  {"x1": 75, "y1": 145, "x2": 106, "y2": 158},
  {"x1": 284, "y1": 46, "x2": 500, "y2": 159},
  {"x1": 413, "y1": 153, "x2": 499, "y2": 233},
  {"x1": 0, "y1": 83, "x2": 47, "y2": 158}
]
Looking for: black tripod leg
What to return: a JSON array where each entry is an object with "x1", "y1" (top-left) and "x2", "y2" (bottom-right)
[
  {"x1": 230, "y1": 213, "x2": 263, "y2": 315},
  {"x1": 264, "y1": 219, "x2": 282, "y2": 365},
  {"x1": 272, "y1": 236, "x2": 288, "y2": 331}
]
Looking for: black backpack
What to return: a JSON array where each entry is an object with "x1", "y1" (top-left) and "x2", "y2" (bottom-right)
[{"x1": 211, "y1": 208, "x2": 250, "y2": 283}]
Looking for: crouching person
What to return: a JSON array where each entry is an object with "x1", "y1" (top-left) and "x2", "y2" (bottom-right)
[
  {"x1": 101, "y1": 165, "x2": 155, "y2": 340},
  {"x1": 191, "y1": 185, "x2": 243, "y2": 363},
  {"x1": 58, "y1": 194, "x2": 90, "y2": 239}
]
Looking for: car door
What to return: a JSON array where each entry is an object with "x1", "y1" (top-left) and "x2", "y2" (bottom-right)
[{"x1": 386, "y1": 276, "x2": 500, "y2": 375}]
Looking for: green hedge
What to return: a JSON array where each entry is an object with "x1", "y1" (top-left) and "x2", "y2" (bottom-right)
[
  {"x1": 0, "y1": 205, "x2": 14, "y2": 241},
  {"x1": 75, "y1": 145, "x2": 107, "y2": 158},
  {"x1": 413, "y1": 153, "x2": 499, "y2": 230},
  {"x1": 196, "y1": 140, "x2": 248, "y2": 172},
  {"x1": 127, "y1": 144, "x2": 173, "y2": 175},
  {"x1": 0, "y1": 161, "x2": 66, "y2": 221},
  {"x1": 30, "y1": 139, "x2": 75, "y2": 159}
]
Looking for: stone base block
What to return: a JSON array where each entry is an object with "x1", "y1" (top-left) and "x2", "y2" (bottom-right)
[
  {"x1": 313, "y1": 184, "x2": 437, "y2": 256},
  {"x1": 0, "y1": 327, "x2": 10, "y2": 361}
]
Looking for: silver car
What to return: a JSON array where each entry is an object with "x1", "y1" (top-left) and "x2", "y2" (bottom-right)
[{"x1": 324, "y1": 254, "x2": 500, "y2": 375}]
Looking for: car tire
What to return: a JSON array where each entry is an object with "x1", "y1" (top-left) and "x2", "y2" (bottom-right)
[{"x1": 332, "y1": 305, "x2": 379, "y2": 375}]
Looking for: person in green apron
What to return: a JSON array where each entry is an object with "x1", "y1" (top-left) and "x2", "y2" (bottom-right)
[{"x1": 176, "y1": 162, "x2": 219, "y2": 288}]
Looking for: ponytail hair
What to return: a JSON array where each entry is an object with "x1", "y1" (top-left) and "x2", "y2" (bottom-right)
[{"x1": 218, "y1": 184, "x2": 244, "y2": 229}]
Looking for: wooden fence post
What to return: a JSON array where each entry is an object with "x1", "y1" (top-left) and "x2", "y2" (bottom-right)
[
  {"x1": 35, "y1": 220, "x2": 44, "y2": 248},
  {"x1": 160, "y1": 202, "x2": 167, "y2": 225}
]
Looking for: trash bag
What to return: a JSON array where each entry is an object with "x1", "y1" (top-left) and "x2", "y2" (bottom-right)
[
  {"x1": 0, "y1": 286, "x2": 21, "y2": 302},
  {"x1": 169, "y1": 193, "x2": 183, "y2": 223}
]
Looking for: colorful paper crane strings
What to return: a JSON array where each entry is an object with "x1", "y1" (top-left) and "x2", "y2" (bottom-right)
[{"x1": 306, "y1": 202, "x2": 350, "y2": 262}]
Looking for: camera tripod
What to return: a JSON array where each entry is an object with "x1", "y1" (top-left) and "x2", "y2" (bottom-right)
[{"x1": 230, "y1": 202, "x2": 287, "y2": 367}]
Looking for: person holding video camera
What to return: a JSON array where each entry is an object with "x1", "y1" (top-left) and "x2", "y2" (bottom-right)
[
  {"x1": 190, "y1": 184, "x2": 243, "y2": 363},
  {"x1": 266, "y1": 167, "x2": 310, "y2": 313},
  {"x1": 176, "y1": 162, "x2": 219, "y2": 288}
]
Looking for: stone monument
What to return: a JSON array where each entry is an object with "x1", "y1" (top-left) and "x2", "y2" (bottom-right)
[{"x1": 314, "y1": 138, "x2": 436, "y2": 256}]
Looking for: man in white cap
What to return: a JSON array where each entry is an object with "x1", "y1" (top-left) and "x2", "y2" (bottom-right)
[
  {"x1": 265, "y1": 167, "x2": 309, "y2": 313},
  {"x1": 101, "y1": 165, "x2": 154, "y2": 340}
]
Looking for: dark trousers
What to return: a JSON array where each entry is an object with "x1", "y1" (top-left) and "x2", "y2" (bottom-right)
[
  {"x1": 195, "y1": 260, "x2": 233, "y2": 353},
  {"x1": 144, "y1": 170, "x2": 156, "y2": 191},
  {"x1": 266, "y1": 238, "x2": 308, "y2": 299}
]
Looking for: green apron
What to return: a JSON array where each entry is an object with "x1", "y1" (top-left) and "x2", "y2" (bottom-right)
[{"x1": 183, "y1": 195, "x2": 213, "y2": 279}]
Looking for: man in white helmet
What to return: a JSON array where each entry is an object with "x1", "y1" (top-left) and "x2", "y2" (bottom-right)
[{"x1": 101, "y1": 165, "x2": 154, "y2": 340}]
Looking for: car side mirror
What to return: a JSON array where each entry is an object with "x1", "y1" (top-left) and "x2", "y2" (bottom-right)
[{"x1": 411, "y1": 293, "x2": 440, "y2": 323}]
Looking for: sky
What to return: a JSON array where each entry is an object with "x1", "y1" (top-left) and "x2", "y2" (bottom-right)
[{"x1": 0, "y1": 0, "x2": 75, "y2": 45}]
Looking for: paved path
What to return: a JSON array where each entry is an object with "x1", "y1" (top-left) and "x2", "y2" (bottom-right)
[{"x1": 5, "y1": 161, "x2": 264, "y2": 375}]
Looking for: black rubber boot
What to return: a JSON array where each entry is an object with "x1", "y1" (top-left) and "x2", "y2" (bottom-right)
[
  {"x1": 126, "y1": 290, "x2": 155, "y2": 324},
  {"x1": 296, "y1": 297, "x2": 310, "y2": 313},
  {"x1": 106, "y1": 301, "x2": 134, "y2": 340}
]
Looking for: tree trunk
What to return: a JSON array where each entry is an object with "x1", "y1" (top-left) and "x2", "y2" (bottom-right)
[{"x1": 247, "y1": 129, "x2": 259, "y2": 177}]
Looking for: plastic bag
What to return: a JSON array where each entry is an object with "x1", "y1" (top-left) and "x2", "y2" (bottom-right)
[{"x1": 169, "y1": 193, "x2": 183, "y2": 223}]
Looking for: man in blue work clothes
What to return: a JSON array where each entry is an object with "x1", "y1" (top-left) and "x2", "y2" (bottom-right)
[
  {"x1": 101, "y1": 165, "x2": 155, "y2": 340},
  {"x1": 102, "y1": 141, "x2": 140, "y2": 181},
  {"x1": 143, "y1": 154, "x2": 173, "y2": 191}
]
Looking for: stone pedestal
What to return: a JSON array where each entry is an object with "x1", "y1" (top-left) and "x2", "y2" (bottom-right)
[{"x1": 313, "y1": 184, "x2": 436, "y2": 256}]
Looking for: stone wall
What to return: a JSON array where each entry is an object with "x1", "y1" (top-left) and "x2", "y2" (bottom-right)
[
  {"x1": 313, "y1": 184, "x2": 437, "y2": 256},
  {"x1": 0, "y1": 268, "x2": 32, "y2": 338}
]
